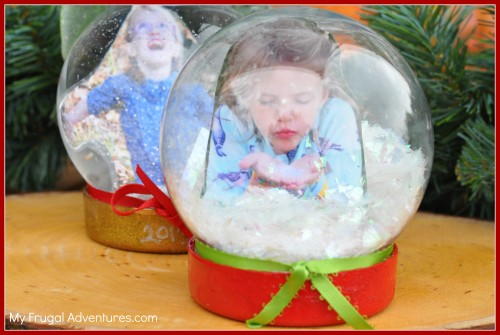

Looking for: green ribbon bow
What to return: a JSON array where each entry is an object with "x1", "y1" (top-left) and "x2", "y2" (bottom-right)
[{"x1": 195, "y1": 239, "x2": 394, "y2": 330}]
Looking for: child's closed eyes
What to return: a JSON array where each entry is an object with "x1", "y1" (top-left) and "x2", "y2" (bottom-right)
[{"x1": 258, "y1": 92, "x2": 315, "y2": 107}]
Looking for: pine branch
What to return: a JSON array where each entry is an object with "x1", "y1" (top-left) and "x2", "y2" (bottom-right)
[
  {"x1": 6, "y1": 131, "x2": 67, "y2": 192},
  {"x1": 465, "y1": 6, "x2": 495, "y2": 123},
  {"x1": 6, "y1": 5, "x2": 66, "y2": 192},
  {"x1": 362, "y1": 5, "x2": 494, "y2": 219},
  {"x1": 455, "y1": 118, "x2": 494, "y2": 202}
]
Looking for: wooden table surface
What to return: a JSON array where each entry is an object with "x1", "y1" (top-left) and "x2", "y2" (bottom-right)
[{"x1": 5, "y1": 191, "x2": 495, "y2": 330}]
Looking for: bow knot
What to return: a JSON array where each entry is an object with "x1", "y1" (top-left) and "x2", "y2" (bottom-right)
[
  {"x1": 109, "y1": 165, "x2": 192, "y2": 238},
  {"x1": 291, "y1": 261, "x2": 310, "y2": 279}
]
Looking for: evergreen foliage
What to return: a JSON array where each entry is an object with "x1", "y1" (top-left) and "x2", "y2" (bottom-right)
[
  {"x1": 362, "y1": 5, "x2": 494, "y2": 220},
  {"x1": 6, "y1": 6, "x2": 66, "y2": 192}
]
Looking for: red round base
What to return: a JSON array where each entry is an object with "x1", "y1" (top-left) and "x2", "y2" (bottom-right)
[{"x1": 188, "y1": 239, "x2": 398, "y2": 327}]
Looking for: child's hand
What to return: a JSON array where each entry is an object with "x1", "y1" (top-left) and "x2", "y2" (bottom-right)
[
  {"x1": 63, "y1": 88, "x2": 89, "y2": 125},
  {"x1": 239, "y1": 152, "x2": 323, "y2": 190},
  {"x1": 239, "y1": 152, "x2": 285, "y2": 185},
  {"x1": 285, "y1": 153, "x2": 323, "y2": 190}
]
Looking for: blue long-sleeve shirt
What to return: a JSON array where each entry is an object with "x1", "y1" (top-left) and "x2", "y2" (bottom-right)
[
  {"x1": 204, "y1": 98, "x2": 365, "y2": 203},
  {"x1": 87, "y1": 72, "x2": 178, "y2": 186}
]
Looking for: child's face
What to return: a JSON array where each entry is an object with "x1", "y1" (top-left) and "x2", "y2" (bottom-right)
[
  {"x1": 130, "y1": 9, "x2": 181, "y2": 67},
  {"x1": 242, "y1": 66, "x2": 327, "y2": 155}
]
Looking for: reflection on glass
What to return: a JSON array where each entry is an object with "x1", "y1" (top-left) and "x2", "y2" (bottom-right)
[
  {"x1": 160, "y1": 10, "x2": 433, "y2": 264},
  {"x1": 203, "y1": 18, "x2": 364, "y2": 203}
]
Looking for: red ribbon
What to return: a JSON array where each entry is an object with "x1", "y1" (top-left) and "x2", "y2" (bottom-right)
[{"x1": 86, "y1": 165, "x2": 192, "y2": 238}]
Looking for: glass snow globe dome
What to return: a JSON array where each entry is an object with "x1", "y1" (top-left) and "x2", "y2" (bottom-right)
[
  {"x1": 57, "y1": 5, "x2": 241, "y2": 191},
  {"x1": 161, "y1": 7, "x2": 433, "y2": 264}
]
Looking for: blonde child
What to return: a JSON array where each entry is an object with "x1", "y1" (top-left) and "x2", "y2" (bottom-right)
[
  {"x1": 63, "y1": 6, "x2": 184, "y2": 186},
  {"x1": 204, "y1": 18, "x2": 364, "y2": 201}
]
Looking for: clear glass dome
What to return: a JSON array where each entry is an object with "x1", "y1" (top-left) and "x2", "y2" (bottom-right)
[
  {"x1": 161, "y1": 7, "x2": 433, "y2": 263},
  {"x1": 57, "y1": 5, "x2": 241, "y2": 191}
]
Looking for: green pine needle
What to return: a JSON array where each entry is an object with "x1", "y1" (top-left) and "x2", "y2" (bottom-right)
[{"x1": 456, "y1": 118, "x2": 494, "y2": 202}]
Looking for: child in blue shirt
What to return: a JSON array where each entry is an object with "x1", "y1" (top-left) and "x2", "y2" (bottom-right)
[
  {"x1": 203, "y1": 18, "x2": 364, "y2": 202},
  {"x1": 64, "y1": 6, "x2": 184, "y2": 187}
]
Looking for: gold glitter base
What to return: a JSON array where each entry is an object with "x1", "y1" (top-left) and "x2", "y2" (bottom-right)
[{"x1": 83, "y1": 189, "x2": 188, "y2": 253}]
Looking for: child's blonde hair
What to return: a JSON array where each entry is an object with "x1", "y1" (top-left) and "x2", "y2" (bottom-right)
[
  {"x1": 217, "y1": 18, "x2": 335, "y2": 112},
  {"x1": 213, "y1": 18, "x2": 337, "y2": 136}
]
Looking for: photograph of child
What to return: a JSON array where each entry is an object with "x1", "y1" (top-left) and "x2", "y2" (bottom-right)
[
  {"x1": 61, "y1": 5, "x2": 187, "y2": 188},
  {"x1": 203, "y1": 18, "x2": 365, "y2": 202}
]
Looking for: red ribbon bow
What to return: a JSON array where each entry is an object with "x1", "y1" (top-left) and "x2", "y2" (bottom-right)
[{"x1": 86, "y1": 165, "x2": 192, "y2": 238}]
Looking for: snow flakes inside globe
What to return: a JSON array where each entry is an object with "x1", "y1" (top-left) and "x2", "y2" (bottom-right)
[
  {"x1": 161, "y1": 8, "x2": 433, "y2": 264},
  {"x1": 57, "y1": 5, "x2": 241, "y2": 191}
]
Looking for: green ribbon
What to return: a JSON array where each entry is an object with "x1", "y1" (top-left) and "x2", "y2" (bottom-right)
[{"x1": 195, "y1": 239, "x2": 394, "y2": 330}]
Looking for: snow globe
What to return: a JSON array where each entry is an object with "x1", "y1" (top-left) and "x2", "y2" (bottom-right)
[
  {"x1": 57, "y1": 5, "x2": 241, "y2": 253},
  {"x1": 161, "y1": 7, "x2": 433, "y2": 328}
]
